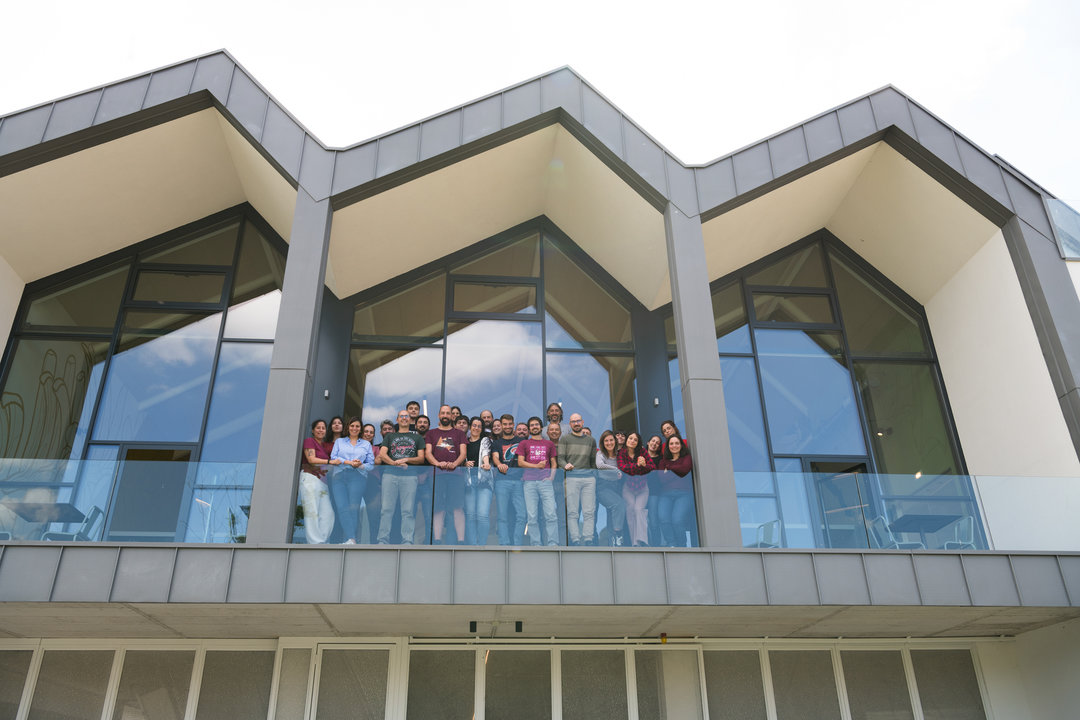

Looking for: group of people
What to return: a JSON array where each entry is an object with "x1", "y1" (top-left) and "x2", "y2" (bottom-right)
[{"x1": 298, "y1": 401, "x2": 695, "y2": 548}]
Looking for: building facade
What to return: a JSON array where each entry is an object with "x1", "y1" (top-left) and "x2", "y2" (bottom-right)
[{"x1": 0, "y1": 51, "x2": 1078, "y2": 718}]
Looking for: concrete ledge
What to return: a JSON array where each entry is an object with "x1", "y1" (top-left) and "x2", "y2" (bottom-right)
[{"x1": 0, "y1": 544, "x2": 1076, "y2": 639}]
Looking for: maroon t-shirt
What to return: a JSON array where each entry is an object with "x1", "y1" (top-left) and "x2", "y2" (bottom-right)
[
  {"x1": 517, "y1": 437, "x2": 556, "y2": 482},
  {"x1": 301, "y1": 437, "x2": 331, "y2": 479},
  {"x1": 425, "y1": 427, "x2": 467, "y2": 465}
]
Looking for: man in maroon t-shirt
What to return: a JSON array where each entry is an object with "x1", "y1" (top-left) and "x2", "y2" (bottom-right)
[
  {"x1": 516, "y1": 416, "x2": 558, "y2": 546},
  {"x1": 425, "y1": 405, "x2": 467, "y2": 545}
]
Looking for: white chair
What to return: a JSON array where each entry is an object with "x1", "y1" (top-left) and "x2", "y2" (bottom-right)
[
  {"x1": 944, "y1": 515, "x2": 976, "y2": 550},
  {"x1": 867, "y1": 515, "x2": 924, "y2": 550},
  {"x1": 753, "y1": 519, "x2": 781, "y2": 548},
  {"x1": 42, "y1": 505, "x2": 104, "y2": 542}
]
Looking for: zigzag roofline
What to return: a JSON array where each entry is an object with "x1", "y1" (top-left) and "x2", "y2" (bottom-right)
[{"x1": 0, "y1": 50, "x2": 1063, "y2": 244}]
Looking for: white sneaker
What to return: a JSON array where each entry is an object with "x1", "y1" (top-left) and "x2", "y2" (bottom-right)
[{"x1": 344, "y1": 538, "x2": 356, "y2": 545}]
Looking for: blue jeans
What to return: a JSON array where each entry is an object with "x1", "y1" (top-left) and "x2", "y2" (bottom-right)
[
  {"x1": 464, "y1": 482, "x2": 493, "y2": 545},
  {"x1": 329, "y1": 467, "x2": 367, "y2": 542},
  {"x1": 646, "y1": 492, "x2": 662, "y2": 547},
  {"x1": 494, "y1": 475, "x2": 526, "y2": 546},
  {"x1": 523, "y1": 479, "x2": 558, "y2": 546},
  {"x1": 657, "y1": 490, "x2": 695, "y2": 547}
]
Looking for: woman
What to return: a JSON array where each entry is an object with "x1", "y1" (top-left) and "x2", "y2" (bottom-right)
[
  {"x1": 660, "y1": 420, "x2": 688, "y2": 453},
  {"x1": 329, "y1": 416, "x2": 345, "y2": 444},
  {"x1": 658, "y1": 436, "x2": 694, "y2": 547},
  {"x1": 299, "y1": 419, "x2": 339, "y2": 544},
  {"x1": 645, "y1": 434, "x2": 665, "y2": 547},
  {"x1": 463, "y1": 416, "x2": 494, "y2": 545},
  {"x1": 329, "y1": 417, "x2": 375, "y2": 544},
  {"x1": 595, "y1": 430, "x2": 627, "y2": 547},
  {"x1": 618, "y1": 432, "x2": 655, "y2": 547},
  {"x1": 361, "y1": 423, "x2": 383, "y2": 543}
]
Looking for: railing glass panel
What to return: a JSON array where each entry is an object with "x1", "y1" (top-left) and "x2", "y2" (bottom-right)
[
  {"x1": 0, "y1": 459, "x2": 253, "y2": 542},
  {"x1": 736, "y1": 471, "x2": 987, "y2": 550}
]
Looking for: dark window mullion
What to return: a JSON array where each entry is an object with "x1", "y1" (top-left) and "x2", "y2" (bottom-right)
[
  {"x1": 135, "y1": 263, "x2": 233, "y2": 273},
  {"x1": 79, "y1": 253, "x2": 144, "y2": 455},
  {"x1": 446, "y1": 312, "x2": 541, "y2": 322},
  {"x1": 821, "y1": 239, "x2": 879, "y2": 475},
  {"x1": 123, "y1": 301, "x2": 227, "y2": 313}
]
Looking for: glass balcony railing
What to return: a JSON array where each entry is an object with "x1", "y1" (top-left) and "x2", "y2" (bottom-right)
[
  {"x1": 0, "y1": 458, "x2": 253, "y2": 543},
  {"x1": 4, "y1": 457, "x2": 1075, "y2": 552},
  {"x1": 736, "y1": 471, "x2": 987, "y2": 551},
  {"x1": 294, "y1": 466, "x2": 699, "y2": 548}
]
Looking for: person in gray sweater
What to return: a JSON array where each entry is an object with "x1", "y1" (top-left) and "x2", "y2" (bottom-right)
[{"x1": 559, "y1": 413, "x2": 598, "y2": 546}]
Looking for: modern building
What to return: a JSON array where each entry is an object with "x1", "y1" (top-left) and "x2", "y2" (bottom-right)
[{"x1": 0, "y1": 50, "x2": 1078, "y2": 718}]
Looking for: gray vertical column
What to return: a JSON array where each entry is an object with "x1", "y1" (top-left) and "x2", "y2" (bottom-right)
[
  {"x1": 664, "y1": 203, "x2": 741, "y2": 547},
  {"x1": 632, "y1": 306, "x2": 674, "y2": 434},
  {"x1": 247, "y1": 189, "x2": 332, "y2": 543}
]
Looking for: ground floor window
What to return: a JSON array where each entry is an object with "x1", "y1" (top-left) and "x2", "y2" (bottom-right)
[{"x1": 0, "y1": 638, "x2": 990, "y2": 719}]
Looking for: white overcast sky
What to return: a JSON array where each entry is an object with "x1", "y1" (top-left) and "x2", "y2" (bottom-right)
[{"x1": 3, "y1": 0, "x2": 1078, "y2": 208}]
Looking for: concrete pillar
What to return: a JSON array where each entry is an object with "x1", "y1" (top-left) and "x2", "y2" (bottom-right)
[
  {"x1": 247, "y1": 189, "x2": 332, "y2": 543},
  {"x1": 632, "y1": 305, "x2": 674, "y2": 434},
  {"x1": 664, "y1": 203, "x2": 741, "y2": 547}
]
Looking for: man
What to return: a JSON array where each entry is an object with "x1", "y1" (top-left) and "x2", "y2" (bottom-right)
[
  {"x1": 514, "y1": 422, "x2": 528, "y2": 438},
  {"x1": 546, "y1": 421, "x2": 566, "y2": 545},
  {"x1": 480, "y1": 409, "x2": 495, "y2": 430},
  {"x1": 517, "y1": 416, "x2": 558, "y2": 546},
  {"x1": 377, "y1": 410, "x2": 425, "y2": 544},
  {"x1": 426, "y1": 405, "x2": 467, "y2": 544},
  {"x1": 559, "y1": 413, "x2": 597, "y2": 546},
  {"x1": 406, "y1": 400, "x2": 421, "y2": 430},
  {"x1": 546, "y1": 402, "x2": 563, "y2": 426},
  {"x1": 413, "y1": 413, "x2": 433, "y2": 539},
  {"x1": 491, "y1": 413, "x2": 526, "y2": 546},
  {"x1": 379, "y1": 419, "x2": 395, "y2": 444}
]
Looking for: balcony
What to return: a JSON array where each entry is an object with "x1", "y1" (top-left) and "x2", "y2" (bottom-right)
[{"x1": 1, "y1": 457, "x2": 1076, "y2": 554}]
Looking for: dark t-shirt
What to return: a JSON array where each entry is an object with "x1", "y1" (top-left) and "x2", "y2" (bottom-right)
[
  {"x1": 300, "y1": 437, "x2": 331, "y2": 478},
  {"x1": 382, "y1": 432, "x2": 424, "y2": 460},
  {"x1": 425, "y1": 427, "x2": 467, "y2": 465},
  {"x1": 517, "y1": 437, "x2": 556, "y2": 482},
  {"x1": 490, "y1": 436, "x2": 521, "y2": 470}
]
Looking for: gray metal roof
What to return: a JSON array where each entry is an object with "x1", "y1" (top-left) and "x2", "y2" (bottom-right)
[{"x1": 0, "y1": 50, "x2": 1063, "y2": 245}]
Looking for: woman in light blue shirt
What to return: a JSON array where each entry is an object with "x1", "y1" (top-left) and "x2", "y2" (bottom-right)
[{"x1": 330, "y1": 416, "x2": 375, "y2": 544}]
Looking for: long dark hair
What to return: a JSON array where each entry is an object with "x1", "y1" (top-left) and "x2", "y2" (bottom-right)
[
  {"x1": 663, "y1": 434, "x2": 690, "y2": 462},
  {"x1": 623, "y1": 432, "x2": 642, "y2": 459},
  {"x1": 598, "y1": 430, "x2": 617, "y2": 459},
  {"x1": 329, "y1": 415, "x2": 345, "y2": 442}
]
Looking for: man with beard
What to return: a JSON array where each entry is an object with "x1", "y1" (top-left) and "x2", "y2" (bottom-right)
[
  {"x1": 491, "y1": 413, "x2": 526, "y2": 545},
  {"x1": 426, "y1": 405, "x2": 467, "y2": 544},
  {"x1": 546, "y1": 421, "x2": 567, "y2": 545},
  {"x1": 517, "y1": 416, "x2": 558, "y2": 546},
  {"x1": 480, "y1": 409, "x2": 495, "y2": 431},
  {"x1": 560, "y1": 413, "x2": 597, "y2": 546},
  {"x1": 413, "y1": 413, "x2": 433, "y2": 539}
]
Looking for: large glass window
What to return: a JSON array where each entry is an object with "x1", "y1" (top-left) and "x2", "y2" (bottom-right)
[
  {"x1": 347, "y1": 227, "x2": 637, "y2": 434},
  {"x1": 0, "y1": 209, "x2": 286, "y2": 543},
  {"x1": 666, "y1": 233, "x2": 971, "y2": 549}
]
